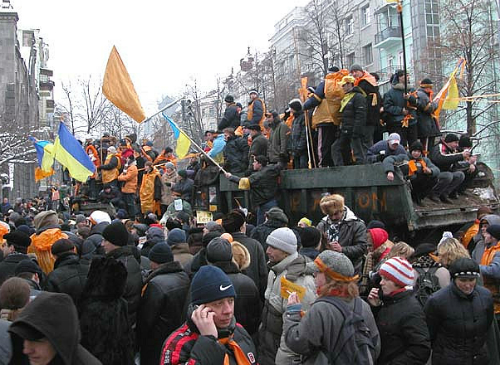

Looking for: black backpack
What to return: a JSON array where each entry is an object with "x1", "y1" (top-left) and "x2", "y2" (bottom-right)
[
  {"x1": 315, "y1": 296, "x2": 376, "y2": 365},
  {"x1": 414, "y1": 266, "x2": 441, "y2": 306}
]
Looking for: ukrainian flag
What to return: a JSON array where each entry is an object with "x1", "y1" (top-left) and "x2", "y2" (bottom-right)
[
  {"x1": 29, "y1": 137, "x2": 55, "y2": 181},
  {"x1": 162, "y1": 113, "x2": 191, "y2": 159},
  {"x1": 53, "y1": 123, "x2": 96, "y2": 182}
]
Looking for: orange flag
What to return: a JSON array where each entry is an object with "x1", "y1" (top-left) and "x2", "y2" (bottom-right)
[{"x1": 102, "y1": 46, "x2": 146, "y2": 123}]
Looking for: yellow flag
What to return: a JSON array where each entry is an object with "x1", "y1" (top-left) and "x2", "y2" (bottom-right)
[
  {"x1": 280, "y1": 276, "x2": 306, "y2": 301},
  {"x1": 443, "y1": 75, "x2": 459, "y2": 110},
  {"x1": 102, "y1": 46, "x2": 146, "y2": 123}
]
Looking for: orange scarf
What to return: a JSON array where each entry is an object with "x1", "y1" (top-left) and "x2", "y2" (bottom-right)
[
  {"x1": 408, "y1": 158, "x2": 427, "y2": 176},
  {"x1": 481, "y1": 241, "x2": 500, "y2": 266},
  {"x1": 219, "y1": 337, "x2": 251, "y2": 365}
]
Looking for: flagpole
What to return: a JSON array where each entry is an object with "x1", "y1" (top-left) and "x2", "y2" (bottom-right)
[
  {"x1": 397, "y1": 0, "x2": 408, "y2": 93},
  {"x1": 141, "y1": 98, "x2": 184, "y2": 124}
]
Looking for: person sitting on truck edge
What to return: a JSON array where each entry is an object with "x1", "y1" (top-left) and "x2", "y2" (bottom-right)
[
  {"x1": 383, "y1": 141, "x2": 440, "y2": 206},
  {"x1": 225, "y1": 155, "x2": 280, "y2": 226},
  {"x1": 455, "y1": 134, "x2": 478, "y2": 195},
  {"x1": 366, "y1": 132, "x2": 407, "y2": 164},
  {"x1": 316, "y1": 194, "x2": 367, "y2": 275},
  {"x1": 428, "y1": 133, "x2": 469, "y2": 204}
]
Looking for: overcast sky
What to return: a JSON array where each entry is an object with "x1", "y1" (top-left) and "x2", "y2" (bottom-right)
[{"x1": 13, "y1": 0, "x2": 309, "y2": 115}]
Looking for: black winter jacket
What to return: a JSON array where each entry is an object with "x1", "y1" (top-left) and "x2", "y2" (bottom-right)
[
  {"x1": 268, "y1": 119, "x2": 290, "y2": 164},
  {"x1": 412, "y1": 87, "x2": 440, "y2": 138},
  {"x1": 383, "y1": 84, "x2": 417, "y2": 126},
  {"x1": 374, "y1": 289, "x2": 431, "y2": 365},
  {"x1": 430, "y1": 140, "x2": 465, "y2": 172},
  {"x1": 339, "y1": 87, "x2": 367, "y2": 135},
  {"x1": 137, "y1": 261, "x2": 190, "y2": 365},
  {"x1": 224, "y1": 135, "x2": 249, "y2": 174},
  {"x1": 213, "y1": 261, "x2": 262, "y2": 336},
  {"x1": 0, "y1": 253, "x2": 29, "y2": 286},
  {"x1": 106, "y1": 246, "x2": 143, "y2": 325},
  {"x1": 424, "y1": 281, "x2": 493, "y2": 365},
  {"x1": 357, "y1": 78, "x2": 382, "y2": 127},
  {"x1": 81, "y1": 222, "x2": 108, "y2": 259},
  {"x1": 218, "y1": 104, "x2": 240, "y2": 131},
  {"x1": 248, "y1": 133, "x2": 268, "y2": 170},
  {"x1": 248, "y1": 165, "x2": 280, "y2": 207},
  {"x1": 45, "y1": 252, "x2": 89, "y2": 305},
  {"x1": 290, "y1": 111, "x2": 307, "y2": 153}
]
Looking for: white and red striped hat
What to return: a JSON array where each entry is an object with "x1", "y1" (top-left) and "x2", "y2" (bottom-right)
[{"x1": 379, "y1": 257, "x2": 414, "y2": 287}]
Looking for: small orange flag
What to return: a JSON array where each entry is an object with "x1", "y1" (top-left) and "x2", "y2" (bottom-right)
[{"x1": 102, "y1": 46, "x2": 146, "y2": 123}]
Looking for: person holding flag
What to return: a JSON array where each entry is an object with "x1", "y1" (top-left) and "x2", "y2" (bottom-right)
[{"x1": 411, "y1": 78, "x2": 440, "y2": 153}]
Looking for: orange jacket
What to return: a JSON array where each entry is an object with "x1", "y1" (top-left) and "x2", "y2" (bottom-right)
[
  {"x1": 118, "y1": 164, "x2": 138, "y2": 194},
  {"x1": 29, "y1": 228, "x2": 68, "y2": 274}
]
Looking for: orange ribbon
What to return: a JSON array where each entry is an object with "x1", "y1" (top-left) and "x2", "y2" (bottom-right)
[
  {"x1": 314, "y1": 256, "x2": 359, "y2": 282},
  {"x1": 219, "y1": 337, "x2": 252, "y2": 365}
]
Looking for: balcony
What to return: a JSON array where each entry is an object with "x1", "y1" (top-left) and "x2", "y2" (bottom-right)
[{"x1": 374, "y1": 26, "x2": 402, "y2": 49}]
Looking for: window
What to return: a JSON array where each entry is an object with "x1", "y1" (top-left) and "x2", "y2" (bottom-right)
[
  {"x1": 345, "y1": 16, "x2": 354, "y2": 35},
  {"x1": 363, "y1": 44, "x2": 373, "y2": 65},
  {"x1": 347, "y1": 52, "x2": 355, "y2": 67},
  {"x1": 361, "y1": 5, "x2": 371, "y2": 26}
]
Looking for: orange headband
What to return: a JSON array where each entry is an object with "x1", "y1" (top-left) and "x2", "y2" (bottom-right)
[{"x1": 314, "y1": 257, "x2": 359, "y2": 283}]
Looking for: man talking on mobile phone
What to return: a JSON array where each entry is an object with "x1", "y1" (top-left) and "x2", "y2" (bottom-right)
[{"x1": 160, "y1": 265, "x2": 258, "y2": 364}]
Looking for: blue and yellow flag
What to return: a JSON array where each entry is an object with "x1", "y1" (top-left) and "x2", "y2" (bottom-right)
[
  {"x1": 29, "y1": 137, "x2": 55, "y2": 181},
  {"x1": 53, "y1": 123, "x2": 96, "y2": 182},
  {"x1": 162, "y1": 113, "x2": 191, "y2": 159}
]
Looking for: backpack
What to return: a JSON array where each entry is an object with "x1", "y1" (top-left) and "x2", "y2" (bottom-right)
[
  {"x1": 414, "y1": 266, "x2": 441, "y2": 306},
  {"x1": 315, "y1": 296, "x2": 376, "y2": 365}
]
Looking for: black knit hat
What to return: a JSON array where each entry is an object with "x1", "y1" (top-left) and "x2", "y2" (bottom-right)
[
  {"x1": 367, "y1": 220, "x2": 385, "y2": 230},
  {"x1": 4, "y1": 231, "x2": 31, "y2": 250},
  {"x1": 102, "y1": 221, "x2": 129, "y2": 247},
  {"x1": 409, "y1": 141, "x2": 424, "y2": 152},
  {"x1": 191, "y1": 266, "x2": 236, "y2": 305},
  {"x1": 222, "y1": 212, "x2": 245, "y2": 233},
  {"x1": 148, "y1": 243, "x2": 173, "y2": 264},
  {"x1": 224, "y1": 95, "x2": 235, "y2": 103},
  {"x1": 459, "y1": 135, "x2": 473, "y2": 148},
  {"x1": 202, "y1": 231, "x2": 222, "y2": 247},
  {"x1": 420, "y1": 78, "x2": 433, "y2": 87},
  {"x1": 487, "y1": 224, "x2": 500, "y2": 241},
  {"x1": 299, "y1": 227, "x2": 321, "y2": 248},
  {"x1": 206, "y1": 238, "x2": 233, "y2": 263},
  {"x1": 51, "y1": 239, "x2": 75, "y2": 256},
  {"x1": 15, "y1": 259, "x2": 42, "y2": 277},
  {"x1": 411, "y1": 243, "x2": 437, "y2": 259},
  {"x1": 449, "y1": 258, "x2": 480, "y2": 279},
  {"x1": 288, "y1": 99, "x2": 303, "y2": 112},
  {"x1": 444, "y1": 134, "x2": 459, "y2": 143}
]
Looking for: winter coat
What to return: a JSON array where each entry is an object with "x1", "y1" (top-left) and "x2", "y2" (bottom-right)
[
  {"x1": 218, "y1": 103, "x2": 240, "y2": 131},
  {"x1": 430, "y1": 140, "x2": 465, "y2": 172},
  {"x1": 366, "y1": 140, "x2": 407, "y2": 163},
  {"x1": 283, "y1": 296, "x2": 380, "y2": 365},
  {"x1": 140, "y1": 169, "x2": 162, "y2": 214},
  {"x1": 374, "y1": 289, "x2": 431, "y2": 365},
  {"x1": 184, "y1": 248, "x2": 208, "y2": 276},
  {"x1": 424, "y1": 281, "x2": 493, "y2": 365},
  {"x1": 290, "y1": 111, "x2": 307, "y2": 154},
  {"x1": 230, "y1": 232, "x2": 269, "y2": 299},
  {"x1": 117, "y1": 164, "x2": 138, "y2": 194},
  {"x1": 268, "y1": 119, "x2": 290, "y2": 164},
  {"x1": 101, "y1": 154, "x2": 120, "y2": 184},
  {"x1": 45, "y1": 252, "x2": 89, "y2": 305},
  {"x1": 137, "y1": 261, "x2": 190, "y2": 365},
  {"x1": 0, "y1": 253, "x2": 29, "y2": 286},
  {"x1": 98, "y1": 185, "x2": 122, "y2": 203},
  {"x1": 160, "y1": 169, "x2": 178, "y2": 206},
  {"x1": 472, "y1": 214, "x2": 500, "y2": 263},
  {"x1": 258, "y1": 252, "x2": 317, "y2": 365},
  {"x1": 383, "y1": 84, "x2": 417, "y2": 126},
  {"x1": 383, "y1": 152, "x2": 440, "y2": 179},
  {"x1": 317, "y1": 207, "x2": 367, "y2": 273},
  {"x1": 248, "y1": 98, "x2": 265, "y2": 125},
  {"x1": 106, "y1": 246, "x2": 143, "y2": 326},
  {"x1": 0, "y1": 319, "x2": 11, "y2": 364},
  {"x1": 339, "y1": 87, "x2": 367, "y2": 135},
  {"x1": 357, "y1": 76, "x2": 382, "y2": 127},
  {"x1": 81, "y1": 222, "x2": 108, "y2": 260},
  {"x1": 78, "y1": 257, "x2": 134, "y2": 365},
  {"x1": 159, "y1": 314, "x2": 257, "y2": 365},
  {"x1": 9, "y1": 292, "x2": 102, "y2": 365},
  {"x1": 248, "y1": 164, "x2": 280, "y2": 207},
  {"x1": 413, "y1": 87, "x2": 440, "y2": 138},
  {"x1": 250, "y1": 219, "x2": 287, "y2": 252},
  {"x1": 171, "y1": 242, "x2": 193, "y2": 269},
  {"x1": 223, "y1": 135, "x2": 249, "y2": 174},
  {"x1": 172, "y1": 178, "x2": 194, "y2": 202},
  {"x1": 212, "y1": 261, "x2": 262, "y2": 336},
  {"x1": 248, "y1": 132, "x2": 268, "y2": 169}
]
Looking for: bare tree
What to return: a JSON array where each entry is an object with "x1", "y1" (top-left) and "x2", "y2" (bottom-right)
[{"x1": 79, "y1": 76, "x2": 110, "y2": 134}]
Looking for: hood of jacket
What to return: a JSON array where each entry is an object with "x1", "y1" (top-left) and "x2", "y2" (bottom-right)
[
  {"x1": 271, "y1": 252, "x2": 310, "y2": 281},
  {"x1": 9, "y1": 292, "x2": 80, "y2": 364}
]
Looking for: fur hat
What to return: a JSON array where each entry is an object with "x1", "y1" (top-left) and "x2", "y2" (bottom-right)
[
  {"x1": 33, "y1": 210, "x2": 58, "y2": 230},
  {"x1": 369, "y1": 228, "x2": 389, "y2": 250},
  {"x1": 320, "y1": 194, "x2": 345, "y2": 216},
  {"x1": 102, "y1": 221, "x2": 129, "y2": 247},
  {"x1": 149, "y1": 243, "x2": 173, "y2": 264},
  {"x1": 191, "y1": 266, "x2": 236, "y2": 305},
  {"x1": 167, "y1": 228, "x2": 186, "y2": 246},
  {"x1": 4, "y1": 231, "x2": 31, "y2": 250},
  {"x1": 379, "y1": 257, "x2": 414, "y2": 287},
  {"x1": 266, "y1": 227, "x2": 297, "y2": 254},
  {"x1": 222, "y1": 212, "x2": 245, "y2": 233},
  {"x1": 206, "y1": 238, "x2": 233, "y2": 263}
]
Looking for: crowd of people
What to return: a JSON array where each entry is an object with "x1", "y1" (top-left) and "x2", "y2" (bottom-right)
[{"x1": 0, "y1": 189, "x2": 498, "y2": 364}]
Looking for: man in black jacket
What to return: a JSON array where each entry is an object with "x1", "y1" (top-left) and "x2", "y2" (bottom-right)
[
  {"x1": 206, "y1": 237, "x2": 261, "y2": 336},
  {"x1": 0, "y1": 230, "x2": 31, "y2": 286},
  {"x1": 45, "y1": 239, "x2": 89, "y2": 305},
  {"x1": 289, "y1": 99, "x2": 308, "y2": 169},
  {"x1": 331, "y1": 75, "x2": 367, "y2": 165},
  {"x1": 217, "y1": 95, "x2": 241, "y2": 131},
  {"x1": 102, "y1": 221, "x2": 142, "y2": 326},
  {"x1": 429, "y1": 133, "x2": 468, "y2": 203},
  {"x1": 245, "y1": 124, "x2": 268, "y2": 173},
  {"x1": 138, "y1": 243, "x2": 190, "y2": 365},
  {"x1": 222, "y1": 127, "x2": 249, "y2": 174}
]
